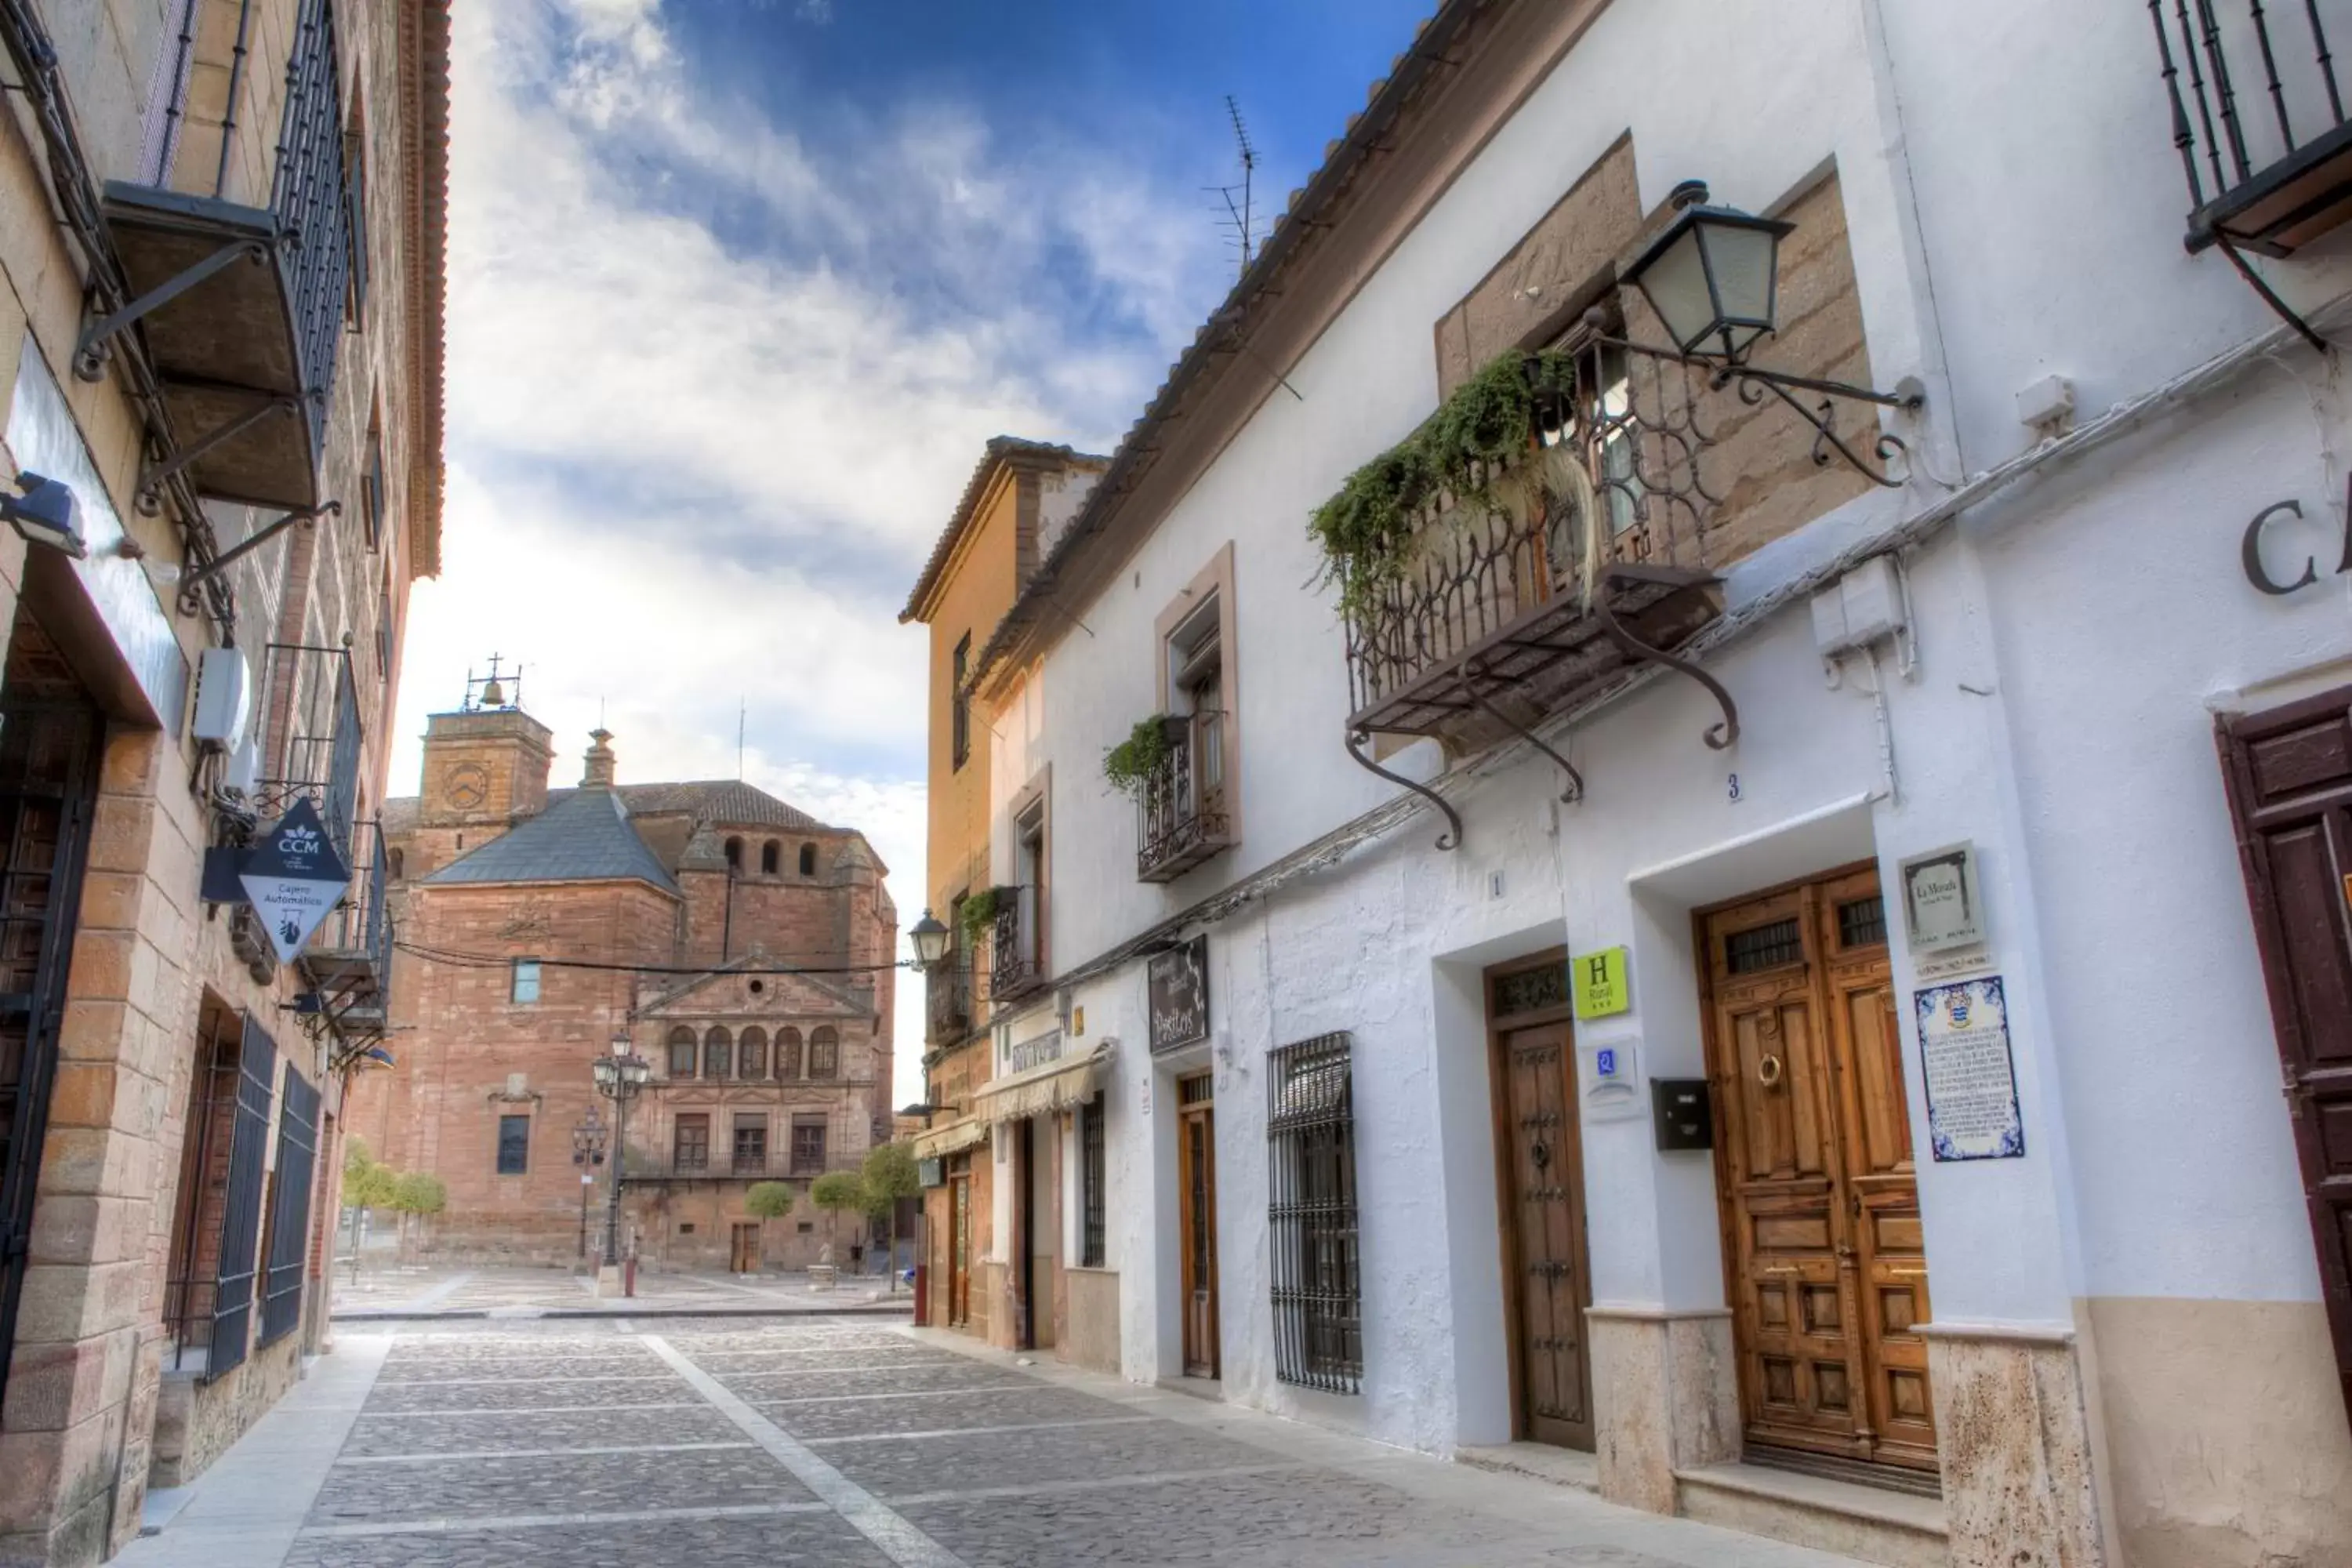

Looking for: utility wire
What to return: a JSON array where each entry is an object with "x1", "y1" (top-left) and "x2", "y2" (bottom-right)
[{"x1": 392, "y1": 939, "x2": 914, "y2": 978}]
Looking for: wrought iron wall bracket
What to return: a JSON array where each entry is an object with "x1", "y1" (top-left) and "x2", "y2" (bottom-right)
[
  {"x1": 73, "y1": 237, "x2": 273, "y2": 383},
  {"x1": 1458, "y1": 656, "x2": 1583, "y2": 804},
  {"x1": 1595, "y1": 568, "x2": 1740, "y2": 750},
  {"x1": 138, "y1": 397, "x2": 303, "y2": 515},
  {"x1": 1345, "y1": 727, "x2": 1463, "y2": 851}
]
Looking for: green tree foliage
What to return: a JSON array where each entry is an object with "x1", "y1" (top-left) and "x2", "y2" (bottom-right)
[
  {"x1": 861, "y1": 1142, "x2": 920, "y2": 1290},
  {"x1": 743, "y1": 1181, "x2": 795, "y2": 1220},
  {"x1": 389, "y1": 1172, "x2": 446, "y2": 1215},
  {"x1": 809, "y1": 1170, "x2": 865, "y2": 1251}
]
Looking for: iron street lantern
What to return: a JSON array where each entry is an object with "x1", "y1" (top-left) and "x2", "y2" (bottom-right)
[
  {"x1": 1622, "y1": 180, "x2": 1795, "y2": 365},
  {"x1": 591, "y1": 1033, "x2": 652, "y2": 1271},
  {"x1": 909, "y1": 909, "x2": 953, "y2": 970}
]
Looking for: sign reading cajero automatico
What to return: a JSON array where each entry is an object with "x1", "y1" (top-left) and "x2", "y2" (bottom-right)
[
  {"x1": 239, "y1": 798, "x2": 350, "y2": 964},
  {"x1": 1148, "y1": 934, "x2": 1209, "y2": 1054}
]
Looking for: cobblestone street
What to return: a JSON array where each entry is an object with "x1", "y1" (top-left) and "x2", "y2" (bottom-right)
[{"x1": 121, "y1": 1316, "x2": 1881, "y2": 1568}]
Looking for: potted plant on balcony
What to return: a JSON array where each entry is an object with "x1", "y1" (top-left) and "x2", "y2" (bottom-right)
[
  {"x1": 957, "y1": 887, "x2": 999, "y2": 943},
  {"x1": 1102, "y1": 714, "x2": 1185, "y2": 800}
]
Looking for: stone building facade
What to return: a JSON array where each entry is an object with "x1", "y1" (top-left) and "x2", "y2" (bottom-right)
[
  {"x1": 0, "y1": 1, "x2": 445, "y2": 1560},
  {"x1": 347, "y1": 699, "x2": 900, "y2": 1273}
]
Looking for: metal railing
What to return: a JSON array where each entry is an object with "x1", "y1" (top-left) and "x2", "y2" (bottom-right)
[
  {"x1": 926, "y1": 963, "x2": 972, "y2": 1044},
  {"x1": 312, "y1": 819, "x2": 390, "y2": 972},
  {"x1": 271, "y1": 0, "x2": 355, "y2": 450},
  {"x1": 2149, "y1": 0, "x2": 2352, "y2": 252},
  {"x1": 989, "y1": 891, "x2": 1037, "y2": 998},
  {"x1": 1136, "y1": 711, "x2": 1232, "y2": 883},
  {"x1": 254, "y1": 644, "x2": 361, "y2": 856}
]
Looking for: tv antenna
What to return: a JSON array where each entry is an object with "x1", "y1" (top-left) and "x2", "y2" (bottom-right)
[{"x1": 1210, "y1": 96, "x2": 1258, "y2": 281}]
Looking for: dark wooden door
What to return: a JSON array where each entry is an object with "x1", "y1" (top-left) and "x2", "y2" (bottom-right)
[
  {"x1": 1702, "y1": 868, "x2": 1937, "y2": 1473},
  {"x1": 0, "y1": 625, "x2": 103, "y2": 1406},
  {"x1": 1178, "y1": 1073, "x2": 1220, "y2": 1377},
  {"x1": 1486, "y1": 955, "x2": 1594, "y2": 1450},
  {"x1": 948, "y1": 1169, "x2": 972, "y2": 1327},
  {"x1": 730, "y1": 1221, "x2": 759, "y2": 1272},
  {"x1": 2218, "y1": 691, "x2": 2352, "y2": 1428}
]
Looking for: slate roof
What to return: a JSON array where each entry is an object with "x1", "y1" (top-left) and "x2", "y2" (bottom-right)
[
  {"x1": 423, "y1": 786, "x2": 680, "y2": 892},
  {"x1": 381, "y1": 780, "x2": 829, "y2": 837}
]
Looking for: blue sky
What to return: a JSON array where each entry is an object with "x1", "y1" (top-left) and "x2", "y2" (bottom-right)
[{"x1": 394, "y1": 0, "x2": 1432, "y2": 1100}]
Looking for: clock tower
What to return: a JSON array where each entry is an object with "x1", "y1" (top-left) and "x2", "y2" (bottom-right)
[{"x1": 417, "y1": 662, "x2": 556, "y2": 843}]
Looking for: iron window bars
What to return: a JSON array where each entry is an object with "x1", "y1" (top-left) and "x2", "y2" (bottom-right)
[
  {"x1": 1268, "y1": 1032, "x2": 1363, "y2": 1395},
  {"x1": 258, "y1": 1062, "x2": 318, "y2": 1349},
  {"x1": 989, "y1": 890, "x2": 1039, "y2": 999},
  {"x1": 255, "y1": 643, "x2": 362, "y2": 859},
  {"x1": 207, "y1": 1014, "x2": 277, "y2": 1380},
  {"x1": 1137, "y1": 710, "x2": 1234, "y2": 883},
  {"x1": 1080, "y1": 1096, "x2": 1107, "y2": 1269}
]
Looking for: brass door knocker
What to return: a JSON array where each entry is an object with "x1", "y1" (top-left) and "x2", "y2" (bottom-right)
[{"x1": 1757, "y1": 1053, "x2": 1784, "y2": 1088}]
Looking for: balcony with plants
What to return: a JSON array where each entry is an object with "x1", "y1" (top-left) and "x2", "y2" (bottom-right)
[{"x1": 1108, "y1": 712, "x2": 1234, "y2": 884}]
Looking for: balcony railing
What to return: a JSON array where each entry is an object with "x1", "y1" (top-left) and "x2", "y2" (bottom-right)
[
  {"x1": 989, "y1": 890, "x2": 1040, "y2": 1000},
  {"x1": 86, "y1": 0, "x2": 355, "y2": 509},
  {"x1": 1137, "y1": 712, "x2": 1234, "y2": 883},
  {"x1": 310, "y1": 818, "x2": 390, "y2": 1007},
  {"x1": 2151, "y1": 1, "x2": 2352, "y2": 254},
  {"x1": 926, "y1": 964, "x2": 973, "y2": 1045}
]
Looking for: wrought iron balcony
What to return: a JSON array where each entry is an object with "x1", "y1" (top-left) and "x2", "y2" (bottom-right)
[
  {"x1": 253, "y1": 644, "x2": 362, "y2": 859},
  {"x1": 82, "y1": 0, "x2": 355, "y2": 510},
  {"x1": 2151, "y1": 1, "x2": 2352, "y2": 255},
  {"x1": 1137, "y1": 712, "x2": 1234, "y2": 883},
  {"x1": 307, "y1": 818, "x2": 390, "y2": 1029},
  {"x1": 925, "y1": 963, "x2": 973, "y2": 1045},
  {"x1": 989, "y1": 889, "x2": 1040, "y2": 1000}
]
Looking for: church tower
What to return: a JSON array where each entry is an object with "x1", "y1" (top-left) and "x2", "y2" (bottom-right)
[{"x1": 410, "y1": 659, "x2": 554, "y2": 875}]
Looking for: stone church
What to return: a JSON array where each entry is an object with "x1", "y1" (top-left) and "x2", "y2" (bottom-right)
[{"x1": 344, "y1": 685, "x2": 898, "y2": 1271}]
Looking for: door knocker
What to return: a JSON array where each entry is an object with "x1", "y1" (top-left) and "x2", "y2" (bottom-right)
[
  {"x1": 1530, "y1": 1141, "x2": 1552, "y2": 1170},
  {"x1": 1756, "y1": 1053, "x2": 1784, "y2": 1089}
]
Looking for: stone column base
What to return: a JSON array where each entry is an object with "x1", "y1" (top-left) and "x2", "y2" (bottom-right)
[
  {"x1": 1918, "y1": 1322, "x2": 2107, "y2": 1567},
  {"x1": 593, "y1": 1264, "x2": 625, "y2": 1298},
  {"x1": 1587, "y1": 1305, "x2": 1740, "y2": 1513}
]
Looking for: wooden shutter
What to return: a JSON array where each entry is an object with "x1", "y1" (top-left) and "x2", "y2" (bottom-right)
[
  {"x1": 209, "y1": 1016, "x2": 278, "y2": 1376},
  {"x1": 260, "y1": 1065, "x2": 319, "y2": 1348}
]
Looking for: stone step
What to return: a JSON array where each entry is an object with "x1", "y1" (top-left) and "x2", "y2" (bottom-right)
[
  {"x1": 1455, "y1": 1441, "x2": 1600, "y2": 1493},
  {"x1": 1675, "y1": 1461, "x2": 1947, "y2": 1568}
]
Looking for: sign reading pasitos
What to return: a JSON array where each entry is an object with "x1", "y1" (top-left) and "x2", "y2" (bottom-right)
[
  {"x1": 238, "y1": 799, "x2": 351, "y2": 964},
  {"x1": 1148, "y1": 935, "x2": 1210, "y2": 1054}
]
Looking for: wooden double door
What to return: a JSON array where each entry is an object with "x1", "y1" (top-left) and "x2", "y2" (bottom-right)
[
  {"x1": 1486, "y1": 956, "x2": 1595, "y2": 1450},
  {"x1": 1701, "y1": 866, "x2": 1938, "y2": 1475},
  {"x1": 730, "y1": 1221, "x2": 760, "y2": 1273}
]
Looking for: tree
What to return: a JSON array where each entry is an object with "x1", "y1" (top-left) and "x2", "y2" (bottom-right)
[
  {"x1": 386, "y1": 1172, "x2": 446, "y2": 1259},
  {"x1": 862, "y1": 1143, "x2": 919, "y2": 1290},
  {"x1": 808, "y1": 1171, "x2": 865, "y2": 1261},
  {"x1": 742, "y1": 1181, "x2": 794, "y2": 1273}
]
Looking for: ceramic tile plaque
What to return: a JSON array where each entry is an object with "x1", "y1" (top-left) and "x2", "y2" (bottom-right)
[{"x1": 1914, "y1": 974, "x2": 2024, "y2": 1162}]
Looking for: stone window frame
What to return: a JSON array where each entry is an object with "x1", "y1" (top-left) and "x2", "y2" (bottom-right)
[
  {"x1": 510, "y1": 959, "x2": 541, "y2": 1005},
  {"x1": 1154, "y1": 542, "x2": 1243, "y2": 847},
  {"x1": 760, "y1": 840, "x2": 780, "y2": 875},
  {"x1": 703, "y1": 1026, "x2": 732, "y2": 1081},
  {"x1": 733, "y1": 1114, "x2": 768, "y2": 1175},
  {"x1": 808, "y1": 1025, "x2": 839, "y2": 1080},
  {"x1": 799, "y1": 841, "x2": 818, "y2": 877},
  {"x1": 666, "y1": 1025, "x2": 696, "y2": 1079},
  {"x1": 775, "y1": 1026, "x2": 803, "y2": 1080},
  {"x1": 790, "y1": 1117, "x2": 827, "y2": 1175},
  {"x1": 739, "y1": 1026, "x2": 768, "y2": 1080},
  {"x1": 674, "y1": 1113, "x2": 710, "y2": 1173},
  {"x1": 724, "y1": 836, "x2": 744, "y2": 871},
  {"x1": 495, "y1": 1112, "x2": 530, "y2": 1176}
]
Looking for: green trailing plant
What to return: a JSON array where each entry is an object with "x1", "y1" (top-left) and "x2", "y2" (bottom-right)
[
  {"x1": 958, "y1": 888, "x2": 1000, "y2": 941},
  {"x1": 1101, "y1": 716, "x2": 1175, "y2": 799},
  {"x1": 1309, "y1": 347, "x2": 1579, "y2": 620}
]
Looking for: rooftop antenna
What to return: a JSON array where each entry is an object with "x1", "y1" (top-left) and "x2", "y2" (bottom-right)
[
  {"x1": 1210, "y1": 96, "x2": 1258, "y2": 282},
  {"x1": 737, "y1": 699, "x2": 746, "y2": 781}
]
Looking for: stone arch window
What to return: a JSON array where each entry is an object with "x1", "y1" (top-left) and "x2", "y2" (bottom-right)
[
  {"x1": 809, "y1": 1025, "x2": 838, "y2": 1079},
  {"x1": 761, "y1": 840, "x2": 780, "y2": 875},
  {"x1": 739, "y1": 1026, "x2": 768, "y2": 1079},
  {"x1": 724, "y1": 837, "x2": 744, "y2": 871},
  {"x1": 667, "y1": 1025, "x2": 697, "y2": 1079},
  {"x1": 775, "y1": 1026, "x2": 802, "y2": 1080},
  {"x1": 387, "y1": 847, "x2": 405, "y2": 880},
  {"x1": 798, "y1": 842, "x2": 817, "y2": 877},
  {"x1": 704, "y1": 1025, "x2": 732, "y2": 1080}
]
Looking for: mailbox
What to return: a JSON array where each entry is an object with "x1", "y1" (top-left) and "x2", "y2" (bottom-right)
[{"x1": 1651, "y1": 1078, "x2": 1714, "y2": 1152}]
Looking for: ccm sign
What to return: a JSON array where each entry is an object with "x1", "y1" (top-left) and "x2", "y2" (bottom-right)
[{"x1": 2242, "y1": 495, "x2": 2352, "y2": 595}]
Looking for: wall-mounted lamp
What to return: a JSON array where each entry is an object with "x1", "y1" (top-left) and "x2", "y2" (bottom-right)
[
  {"x1": 2, "y1": 473, "x2": 86, "y2": 559},
  {"x1": 1622, "y1": 180, "x2": 1795, "y2": 364},
  {"x1": 909, "y1": 909, "x2": 952, "y2": 970}
]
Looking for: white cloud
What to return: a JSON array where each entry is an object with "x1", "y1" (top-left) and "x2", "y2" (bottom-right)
[{"x1": 402, "y1": 0, "x2": 1222, "y2": 1105}]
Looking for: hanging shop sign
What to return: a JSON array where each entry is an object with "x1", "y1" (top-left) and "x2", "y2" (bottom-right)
[
  {"x1": 1571, "y1": 946, "x2": 1631, "y2": 1019},
  {"x1": 238, "y1": 798, "x2": 350, "y2": 964},
  {"x1": 2241, "y1": 495, "x2": 2352, "y2": 596},
  {"x1": 1914, "y1": 975, "x2": 2024, "y2": 1162},
  {"x1": 1899, "y1": 842, "x2": 1984, "y2": 954},
  {"x1": 1148, "y1": 935, "x2": 1210, "y2": 1054}
]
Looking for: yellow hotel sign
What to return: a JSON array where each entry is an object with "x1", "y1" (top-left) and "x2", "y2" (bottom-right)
[{"x1": 1573, "y1": 947, "x2": 1630, "y2": 1020}]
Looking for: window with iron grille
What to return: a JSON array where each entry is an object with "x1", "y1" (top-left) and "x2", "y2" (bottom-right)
[
  {"x1": 1837, "y1": 895, "x2": 1887, "y2": 949},
  {"x1": 1267, "y1": 1032, "x2": 1362, "y2": 1395},
  {"x1": 791, "y1": 1119, "x2": 827, "y2": 1175},
  {"x1": 734, "y1": 1116, "x2": 768, "y2": 1174},
  {"x1": 1079, "y1": 1095, "x2": 1106, "y2": 1269},
  {"x1": 674, "y1": 1114, "x2": 710, "y2": 1173},
  {"x1": 495, "y1": 1114, "x2": 529, "y2": 1175},
  {"x1": 259, "y1": 1065, "x2": 318, "y2": 1348},
  {"x1": 1724, "y1": 917, "x2": 1804, "y2": 974}
]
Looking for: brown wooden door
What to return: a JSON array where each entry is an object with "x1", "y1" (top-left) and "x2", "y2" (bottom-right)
[
  {"x1": 729, "y1": 1221, "x2": 759, "y2": 1273},
  {"x1": 1702, "y1": 866, "x2": 1937, "y2": 1473},
  {"x1": 1178, "y1": 1073, "x2": 1220, "y2": 1377},
  {"x1": 1486, "y1": 956, "x2": 1595, "y2": 1450},
  {"x1": 948, "y1": 1169, "x2": 972, "y2": 1327},
  {"x1": 2218, "y1": 692, "x2": 2352, "y2": 1426}
]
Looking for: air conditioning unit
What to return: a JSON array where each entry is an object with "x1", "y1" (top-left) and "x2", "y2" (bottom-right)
[{"x1": 191, "y1": 647, "x2": 252, "y2": 749}]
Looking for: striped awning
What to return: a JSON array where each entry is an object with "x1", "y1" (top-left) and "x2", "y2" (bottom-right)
[
  {"x1": 971, "y1": 1041, "x2": 1112, "y2": 1124},
  {"x1": 912, "y1": 1117, "x2": 989, "y2": 1160}
]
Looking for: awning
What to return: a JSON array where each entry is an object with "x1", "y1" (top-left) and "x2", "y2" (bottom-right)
[
  {"x1": 913, "y1": 1118, "x2": 989, "y2": 1160},
  {"x1": 971, "y1": 1041, "x2": 1112, "y2": 1124}
]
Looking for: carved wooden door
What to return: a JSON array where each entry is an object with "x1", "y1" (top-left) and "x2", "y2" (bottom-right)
[
  {"x1": 1178, "y1": 1073, "x2": 1220, "y2": 1377},
  {"x1": 1703, "y1": 869, "x2": 1937, "y2": 1474},
  {"x1": 1493, "y1": 1003, "x2": 1594, "y2": 1450},
  {"x1": 2217, "y1": 692, "x2": 2352, "y2": 1425},
  {"x1": 948, "y1": 1167, "x2": 971, "y2": 1327}
]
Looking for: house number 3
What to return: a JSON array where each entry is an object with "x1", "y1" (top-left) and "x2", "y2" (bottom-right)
[{"x1": 1727, "y1": 772, "x2": 1743, "y2": 801}]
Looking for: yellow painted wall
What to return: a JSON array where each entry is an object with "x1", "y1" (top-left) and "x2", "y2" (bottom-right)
[{"x1": 918, "y1": 464, "x2": 1024, "y2": 939}]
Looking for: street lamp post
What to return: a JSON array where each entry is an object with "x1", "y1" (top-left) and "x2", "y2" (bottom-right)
[
  {"x1": 590, "y1": 1033, "x2": 652, "y2": 1290},
  {"x1": 571, "y1": 1108, "x2": 608, "y2": 1261}
]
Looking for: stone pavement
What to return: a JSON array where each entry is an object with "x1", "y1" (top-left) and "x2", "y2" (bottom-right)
[
  {"x1": 121, "y1": 1315, "x2": 1882, "y2": 1568},
  {"x1": 331, "y1": 1262, "x2": 913, "y2": 1318}
]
